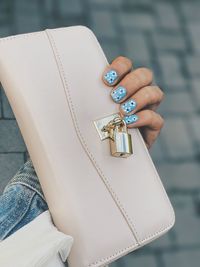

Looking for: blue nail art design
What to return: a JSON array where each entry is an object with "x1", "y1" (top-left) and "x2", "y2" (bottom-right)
[
  {"x1": 123, "y1": 114, "x2": 138, "y2": 125},
  {"x1": 104, "y1": 70, "x2": 118, "y2": 85},
  {"x1": 111, "y1": 86, "x2": 127, "y2": 102},
  {"x1": 121, "y1": 99, "x2": 137, "y2": 114}
]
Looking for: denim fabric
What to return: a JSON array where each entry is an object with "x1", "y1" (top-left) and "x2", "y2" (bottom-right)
[
  {"x1": 0, "y1": 158, "x2": 48, "y2": 240},
  {"x1": 4, "y1": 158, "x2": 45, "y2": 200}
]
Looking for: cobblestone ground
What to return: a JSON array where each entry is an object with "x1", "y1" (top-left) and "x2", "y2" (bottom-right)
[{"x1": 0, "y1": 0, "x2": 200, "y2": 266}]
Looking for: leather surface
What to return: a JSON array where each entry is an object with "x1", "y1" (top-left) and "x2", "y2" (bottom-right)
[{"x1": 0, "y1": 26, "x2": 175, "y2": 267}]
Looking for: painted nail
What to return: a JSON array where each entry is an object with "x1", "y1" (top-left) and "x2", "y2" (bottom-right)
[
  {"x1": 121, "y1": 99, "x2": 137, "y2": 114},
  {"x1": 104, "y1": 69, "x2": 118, "y2": 85},
  {"x1": 123, "y1": 114, "x2": 139, "y2": 125},
  {"x1": 111, "y1": 86, "x2": 127, "y2": 102}
]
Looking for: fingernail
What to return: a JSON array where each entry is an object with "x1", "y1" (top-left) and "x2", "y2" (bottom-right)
[
  {"x1": 121, "y1": 99, "x2": 137, "y2": 114},
  {"x1": 104, "y1": 69, "x2": 118, "y2": 85},
  {"x1": 123, "y1": 114, "x2": 139, "y2": 125},
  {"x1": 111, "y1": 86, "x2": 127, "y2": 102}
]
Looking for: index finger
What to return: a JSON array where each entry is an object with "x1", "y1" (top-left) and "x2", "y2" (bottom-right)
[{"x1": 102, "y1": 56, "x2": 133, "y2": 86}]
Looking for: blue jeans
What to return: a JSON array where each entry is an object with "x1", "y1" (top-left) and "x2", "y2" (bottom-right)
[{"x1": 0, "y1": 158, "x2": 48, "y2": 240}]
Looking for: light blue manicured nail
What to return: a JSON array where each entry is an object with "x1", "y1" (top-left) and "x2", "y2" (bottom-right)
[
  {"x1": 121, "y1": 99, "x2": 137, "y2": 114},
  {"x1": 111, "y1": 86, "x2": 127, "y2": 102},
  {"x1": 104, "y1": 69, "x2": 118, "y2": 85},
  {"x1": 123, "y1": 114, "x2": 139, "y2": 125}
]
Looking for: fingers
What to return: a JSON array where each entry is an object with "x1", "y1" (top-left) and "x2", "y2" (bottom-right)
[
  {"x1": 102, "y1": 57, "x2": 164, "y2": 149},
  {"x1": 103, "y1": 56, "x2": 132, "y2": 86},
  {"x1": 124, "y1": 109, "x2": 164, "y2": 131},
  {"x1": 122, "y1": 109, "x2": 164, "y2": 148},
  {"x1": 140, "y1": 126, "x2": 161, "y2": 149},
  {"x1": 119, "y1": 86, "x2": 164, "y2": 116},
  {"x1": 110, "y1": 68, "x2": 153, "y2": 103}
]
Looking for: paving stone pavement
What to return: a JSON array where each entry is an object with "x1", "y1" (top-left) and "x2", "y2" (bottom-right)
[{"x1": 0, "y1": 0, "x2": 200, "y2": 266}]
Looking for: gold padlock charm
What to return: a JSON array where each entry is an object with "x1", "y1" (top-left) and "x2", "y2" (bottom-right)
[
  {"x1": 93, "y1": 113, "x2": 133, "y2": 158},
  {"x1": 108, "y1": 118, "x2": 133, "y2": 158}
]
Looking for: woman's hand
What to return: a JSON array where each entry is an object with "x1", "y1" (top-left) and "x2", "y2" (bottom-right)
[{"x1": 102, "y1": 56, "x2": 164, "y2": 149}]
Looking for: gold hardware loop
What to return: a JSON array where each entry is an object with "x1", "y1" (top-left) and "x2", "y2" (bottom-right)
[{"x1": 102, "y1": 116, "x2": 126, "y2": 133}]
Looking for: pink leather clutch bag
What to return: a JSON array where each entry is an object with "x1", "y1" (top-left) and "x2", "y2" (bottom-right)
[{"x1": 0, "y1": 26, "x2": 175, "y2": 267}]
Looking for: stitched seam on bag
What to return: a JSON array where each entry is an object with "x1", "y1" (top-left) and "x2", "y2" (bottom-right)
[
  {"x1": 51, "y1": 26, "x2": 176, "y2": 242},
  {"x1": 45, "y1": 29, "x2": 175, "y2": 267},
  {"x1": 84, "y1": 27, "x2": 176, "y2": 243},
  {"x1": 44, "y1": 30, "x2": 140, "y2": 242},
  {"x1": 134, "y1": 130, "x2": 175, "y2": 241},
  {"x1": 0, "y1": 26, "x2": 82, "y2": 44},
  {"x1": 52, "y1": 26, "x2": 174, "y2": 247},
  {"x1": 87, "y1": 223, "x2": 173, "y2": 267}
]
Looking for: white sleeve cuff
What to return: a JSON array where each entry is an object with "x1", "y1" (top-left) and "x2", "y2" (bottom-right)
[{"x1": 0, "y1": 210, "x2": 74, "y2": 267}]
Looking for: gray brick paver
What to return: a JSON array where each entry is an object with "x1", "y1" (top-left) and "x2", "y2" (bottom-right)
[
  {"x1": 189, "y1": 115, "x2": 200, "y2": 151},
  {"x1": 121, "y1": 254, "x2": 158, "y2": 267},
  {"x1": 0, "y1": 120, "x2": 26, "y2": 152},
  {"x1": 155, "y1": 2, "x2": 181, "y2": 30},
  {"x1": 163, "y1": 249, "x2": 200, "y2": 267},
  {"x1": 157, "y1": 53, "x2": 186, "y2": 89},
  {"x1": 58, "y1": 0, "x2": 83, "y2": 16},
  {"x1": 90, "y1": 10, "x2": 117, "y2": 39},
  {"x1": 191, "y1": 79, "x2": 200, "y2": 109},
  {"x1": 1, "y1": 89, "x2": 15, "y2": 118},
  {"x1": 186, "y1": 56, "x2": 200, "y2": 77},
  {"x1": 158, "y1": 91, "x2": 195, "y2": 115},
  {"x1": 160, "y1": 118, "x2": 196, "y2": 160},
  {"x1": 88, "y1": 0, "x2": 122, "y2": 7},
  {"x1": 171, "y1": 195, "x2": 200, "y2": 246},
  {"x1": 119, "y1": 12, "x2": 155, "y2": 31},
  {"x1": 153, "y1": 32, "x2": 186, "y2": 52},
  {"x1": 157, "y1": 162, "x2": 200, "y2": 191},
  {"x1": 123, "y1": 31, "x2": 150, "y2": 63},
  {"x1": 0, "y1": 153, "x2": 24, "y2": 194},
  {"x1": 181, "y1": 2, "x2": 200, "y2": 21},
  {"x1": 188, "y1": 22, "x2": 200, "y2": 53}
]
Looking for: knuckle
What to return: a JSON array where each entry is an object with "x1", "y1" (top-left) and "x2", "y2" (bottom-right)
[
  {"x1": 129, "y1": 72, "x2": 141, "y2": 86},
  {"x1": 157, "y1": 114, "x2": 165, "y2": 128},
  {"x1": 137, "y1": 67, "x2": 153, "y2": 82},
  {"x1": 144, "y1": 86, "x2": 164, "y2": 103},
  {"x1": 147, "y1": 109, "x2": 155, "y2": 123},
  {"x1": 146, "y1": 110, "x2": 164, "y2": 130},
  {"x1": 143, "y1": 86, "x2": 157, "y2": 103},
  {"x1": 117, "y1": 56, "x2": 132, "y2": 69},
  {"x1": 144, "y1": 86, "x2": 154, "y2": 100},
  {"x1": 131, "y1": 69, "x2": 153, "y2": 87},
  {"x1": 155, "y1": 86, "x2": 165, "y2": 100}
]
